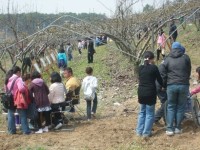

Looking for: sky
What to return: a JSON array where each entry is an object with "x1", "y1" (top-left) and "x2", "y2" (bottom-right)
[{"x1": 0, "y1": 0, "x2": 163, "y2": 17}]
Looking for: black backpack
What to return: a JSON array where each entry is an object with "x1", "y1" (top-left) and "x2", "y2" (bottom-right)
[{"x1": 1, "y1": 78, "x2": 18, "y2": 110}]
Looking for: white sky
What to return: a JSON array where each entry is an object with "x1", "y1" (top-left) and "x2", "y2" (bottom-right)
[{"x1": 0, "y1": 0, "x2": 163, "y2": 17}]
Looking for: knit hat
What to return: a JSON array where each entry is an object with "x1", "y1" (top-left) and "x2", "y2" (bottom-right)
[{"x1": 172, "y1": 42, "x2": 185, "y2": 53}]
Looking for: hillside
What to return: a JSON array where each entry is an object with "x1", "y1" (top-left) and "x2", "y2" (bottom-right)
[{"x1": 0, "y1": 24, "x2": 199, "y2": 150}]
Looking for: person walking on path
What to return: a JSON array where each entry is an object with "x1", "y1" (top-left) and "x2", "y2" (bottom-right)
[
  {"x1": 88, "y1": 40, "x2": 95, "y2": 63},
  {"x1": 82, "y1": 67, "x2": 98, "y2": 121}
]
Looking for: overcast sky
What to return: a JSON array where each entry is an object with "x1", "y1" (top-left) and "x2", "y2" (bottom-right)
[{"x1": 0, "y1": 0, "x2": 163, "y2": 16}]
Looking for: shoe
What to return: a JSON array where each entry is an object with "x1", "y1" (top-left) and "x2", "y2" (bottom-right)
[
  {"x1": 29, "y1": 123, "x2": 35, "y2": 130},
  {"x1": 43, "y1": 126, "x2": 49, "y2": 132},
  {"x1": 91, "y1": 112, "x2": 96, "y2": 118},
  {"x1": 54, "y1": 123, "x2": 63, "y2": 130},
  {"x1": 175, "y1": 128, "x2": 182, "y2": 134},
  {"x1": 166, "y1": 131, "x2": 174, "y2": 136},
  {"x1": 35, "y1": 129, "x2": 43, "y2": 134}
]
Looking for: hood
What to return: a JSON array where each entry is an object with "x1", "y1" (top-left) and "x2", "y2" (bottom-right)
[
  {"x1": 32, "y1": 78, "x2": 44, "y2": 87},
  {"x1": 169, "y1": 48, "x2": 184, "y2": 58},
  {"x1": 172, "y1": 42, "x2": 185, "y2": 53}
]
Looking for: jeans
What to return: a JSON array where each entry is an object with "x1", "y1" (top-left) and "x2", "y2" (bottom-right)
[
  {"x1": 166, "y1": 84, "x2": 189, "y2": 131},
  {"x1": 86, "y1": 93, "x2": 98, "y2": 119},
  {"x1": 136, "y1": 104, "x2": 155, "y2": 136},
  {"x1": 17, "y1": 109, "x2": 30, "y2": 134},
  {"x1": 8, "y1": 109, "x2": 16, "y2": 134}
]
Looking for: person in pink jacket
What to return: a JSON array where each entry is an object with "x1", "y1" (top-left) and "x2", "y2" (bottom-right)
[
  {"x1": 5, "y1": 66, "x2": 31, "y2": 135},
  {"x1": 191, "y1": 67, "x2": 200, "y2": 95}
]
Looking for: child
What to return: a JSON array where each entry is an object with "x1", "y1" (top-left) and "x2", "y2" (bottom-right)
[
  {"x1": 190, "y1": 67, "x2": 200, "y2": 96},
  {"x1": 156, "y1": 29, "x2": 170, "y2": 60},
  {"x1": 82, "y1": 67, "x2": 98, "y2": 121},
  {"x1": 136, "y1": 51, "x2": 163, "y2": 138},
  {"x1": 29, "y1": 71, "x2": 51, "y2": 133}
]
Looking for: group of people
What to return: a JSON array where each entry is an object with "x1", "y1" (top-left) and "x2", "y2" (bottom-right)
[
  {"x1": 136, "y1": 41, "x2": 200, "y2": 138},
  {"x1": 57, "y1": 39, "x2": 96, "y2": 74},
  {"x1": 4, "y1": 65, "x2": 98, "y2": 135}
]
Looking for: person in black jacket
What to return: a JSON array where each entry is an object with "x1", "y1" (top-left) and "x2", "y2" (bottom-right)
[
  {"x1": 169, "y1": 20, "x2": 178, "y2": 44},
  {"x1": 136, "y1": 51, "x2": 163, "y2": 138},
  {"x1": 88, "y1": 40, "x2": 95, "y2": 63},
  {"x1": 160, "y1": 42, "x2": 191, "y2": 136}
]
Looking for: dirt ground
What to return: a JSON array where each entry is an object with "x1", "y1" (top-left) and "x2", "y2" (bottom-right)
[
  {"x1": 0, "y1": 96, "x2": 200, "y2": 150},
  {"x1": 0, "y1": 46, "x2": 200, "y2": 150}
]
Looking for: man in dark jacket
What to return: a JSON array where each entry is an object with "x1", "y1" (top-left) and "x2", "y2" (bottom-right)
[
  {"x1": 160, "y1": 42, "x2": 191, "y2": 136},
  {"x1": 169, "y1": 20, "x2": 178, "y2": 44}
]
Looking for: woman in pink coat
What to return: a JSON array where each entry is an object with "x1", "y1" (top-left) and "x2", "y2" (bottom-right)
[{"x1": 5, "y1": 66, "x2": 31, "y2": 135}]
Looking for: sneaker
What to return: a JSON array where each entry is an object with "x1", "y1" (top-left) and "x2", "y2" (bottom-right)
[
  {"x1": 175, "y1": 128, "x2": 182, "y2": 134},
  {"x1": 29, "y1": 123, "x2": 35, "y2": 130},
  {"x1": 91, "y1": 112, "x2": 96, "y2": 118},
  {"x1": 43, "y1": 126, "x2": 49, "y2": 132},
  {"x1": 54, "y1": 123, "x2": 63, "y2": 130},
  {"x1": 166, "y1": 131, "x2": 174, "y2": 136},
  {"x1": 35, "y1": 129, "x2": 43, "y2": 134}
]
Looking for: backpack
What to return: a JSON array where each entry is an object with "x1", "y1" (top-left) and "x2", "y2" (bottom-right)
[
  {"x1": 1, "y1": 78, "x2": 18, "y2": 110},
  {"x1": 58, "y1": 58, "x2": 66, "y2": 68},
  {"x1": 83, "y1": 78, "x2": 95, "y2": 101}
]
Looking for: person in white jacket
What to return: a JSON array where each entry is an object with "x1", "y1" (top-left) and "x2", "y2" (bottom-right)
[
  {"x1": 82, "y1": 67, "x2": 98, "y2": 121},
  {"x1": 48, "y1": 72, "x2": 66, "y2": 130}
]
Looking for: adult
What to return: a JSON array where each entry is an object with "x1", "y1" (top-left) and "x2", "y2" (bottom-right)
[
  {"x1": 66, "y1": 43, "x2": 73, "y2": 61},
  {"x1": 29, "y1": 71, "x2": 51, "y2": 134},
  {"x1": 136, "y1": 51, "x2": 163, "y2": 138},
  {"x1": 169, "y1": 20, "x2": 178, "y2": 44},
  {"x1": 78, "y1": 40, "x2": 82, "y2": 55},
  {"x1": 88, "y1": 40, "x2": 95, "y2": 63},
  {"x1": 160, "y1": 42, "x2": 191, "y2": 136},
  {"x1": 63, "y1": 67, "x2": 81, "y2": 112},
  {"x1": 48, "y1": 72, "x2": 66, "y2": 130},
  {"x1": 5, "y1": 66, "x2": 31, "y2": 134}
]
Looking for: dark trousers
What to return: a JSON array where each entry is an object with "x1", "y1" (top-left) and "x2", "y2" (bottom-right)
[
  {"x1": 157, "y1": 49, "x2": 165, "y2": 61},
  {"x1": 86, "y1": 93, "x2": 97, "y2": 119},
  {"x1": 51, "y1": 104, "x2": 65, "y2": 125},
  {"x1": 88, "y1": 53, "x2": 94, "y2": 63},
  {"x1": 155, "y1": 89, "x2": 167, "y2": 123},
  {"x1": 78, "y1": 48, "x2": 82, "y2": 54},
  {"x1": 37, "y1": 111, "x2": 51, "y2": 128}
]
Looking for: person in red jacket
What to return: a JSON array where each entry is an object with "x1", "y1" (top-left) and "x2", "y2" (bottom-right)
[
  {"x1": 5, "y1": 66, "x2": 31, "y2": 135},
  {"x1": 191, "y1": 67, "x2": 200, "y2": 96}
]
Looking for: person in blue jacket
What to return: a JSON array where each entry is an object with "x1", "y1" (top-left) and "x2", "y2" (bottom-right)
[{"x1": 57, "y1": 49, "x2": 67, "y2": 69}]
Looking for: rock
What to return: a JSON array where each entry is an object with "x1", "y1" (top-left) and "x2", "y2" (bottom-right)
[{"x1": 114, "y1": 102, "x2": 121, "y2": 106}]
